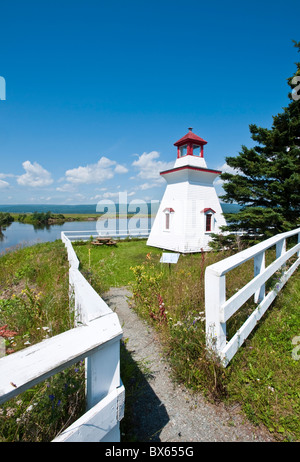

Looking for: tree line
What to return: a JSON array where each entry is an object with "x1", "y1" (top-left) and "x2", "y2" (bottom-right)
[{"x1": 211, "y1": 40, "x2": 300, "y2": 249}]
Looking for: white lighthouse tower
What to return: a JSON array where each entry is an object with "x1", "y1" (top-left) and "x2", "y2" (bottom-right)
[{"x1": 147, "y1": 128, "x2": 226, "y2": 253}]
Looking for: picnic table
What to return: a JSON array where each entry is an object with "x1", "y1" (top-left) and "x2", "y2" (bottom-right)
[{"x1": 91, "y1": 237, "x2": 117, "y2": 246}]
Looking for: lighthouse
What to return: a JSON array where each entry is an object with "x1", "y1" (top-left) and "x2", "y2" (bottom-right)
[{"x1": 147, "y1": 128, "x2": 226, "y2": 253}]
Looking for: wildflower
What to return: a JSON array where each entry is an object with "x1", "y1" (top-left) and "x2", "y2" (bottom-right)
[
  {"x1": 6, "y1": 408, "x2": 15, "y2": 417},
  {"x1": 49, "y1": 394, "x2": 55, "y2": 401},
  {"x1": 0, "y1": 325, "x2": 18, "y2": 338},
  {"x1": 26, "y1": 403, "x2": 37, "y2": 412}
]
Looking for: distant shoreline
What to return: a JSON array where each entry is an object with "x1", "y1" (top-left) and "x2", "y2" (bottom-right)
[
  {"x1": 0, "y1": 202, "x2": 240, "y2": 225},
  {"x1": 9, "y1": 212, "x2": 152, "y2": 221}
]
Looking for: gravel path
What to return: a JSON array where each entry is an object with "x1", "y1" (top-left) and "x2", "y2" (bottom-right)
[{"x1": 103, "y1": 287, "x2": 274, "y2": 443}]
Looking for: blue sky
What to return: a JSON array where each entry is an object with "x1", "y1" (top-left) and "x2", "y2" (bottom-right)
[{"x1": 0, "y1": 0, "x2": 299, "y2": 206}]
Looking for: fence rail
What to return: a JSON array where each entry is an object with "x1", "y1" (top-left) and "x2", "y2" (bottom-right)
[
  {"x1": 0, "y1": 232, "x2": 124, "y2": 442},
  {"x1": 63, "y1": 228, "x2": 150, "y2": 241},
  {"x1": 205, "y1": 227, "x2": 300, "y2": 366}
]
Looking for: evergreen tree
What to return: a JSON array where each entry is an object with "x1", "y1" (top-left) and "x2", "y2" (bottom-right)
[{"x1": 219, "y1": 41, "x2": 300, "y2": 240}]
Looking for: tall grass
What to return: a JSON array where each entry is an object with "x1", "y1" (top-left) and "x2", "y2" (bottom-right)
[
  {"x1": 2, "y1": 238, "x2": 298, "y2": 441},
  {"x1": 76, "y1": 239, "x2": 300, "y2": 441},
  {"x1": 0, "y1": 241, "x2": 85, "y2": 442}
]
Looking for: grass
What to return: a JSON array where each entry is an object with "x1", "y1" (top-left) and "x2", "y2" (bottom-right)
[
  {"x1": 0, "y1": 240, "x2": 85, "y2": 442},
  {"x1": 1, "y1": 237, "x2": 299, "y2": 441},
  {"x1": 73, "y1": 238, "x2": 163, "y2": 291},
  {"x1": 75, "y1": 238, "x2": 300, "y2": 441}
]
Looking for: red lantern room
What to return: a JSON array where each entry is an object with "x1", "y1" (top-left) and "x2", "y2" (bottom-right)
[{"x1": 174, "y1": 127, "x2": 207, "y2": 159}]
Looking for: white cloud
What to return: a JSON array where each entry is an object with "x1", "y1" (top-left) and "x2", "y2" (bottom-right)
[
  {"x1": 138, "y1": 182, "x2": 158, "y2": 190},
  {"x1": 0, "y1": 173, "x2": 15, "y2": 179},
  {"x1": 102, "y1": 191, "x2": 135, "y2": 199},
  {"x1": 65, "y1": 156, "x2": 128, "y2": 184},
  {"x1": 56, "y1": 183, "x2": 76, "y2": 193},
  {"x1": 214, "y1": 162, "x2": 242, "y2": 185},
  {"x1": 17, "y1": 161, "x2": 53, "y2": 188},
  {"x1": 102, "y1": 191, "x2": 120, "y2": 199},
  {"x1": 0, "y1": 179, "x2": 9, "y2": 189},
  {"x1": 114, "y1": 164, "x2": 128, "y2": 174},
  {"x1": 132, "y1": 151, "x2": 173, "y2": 182}
]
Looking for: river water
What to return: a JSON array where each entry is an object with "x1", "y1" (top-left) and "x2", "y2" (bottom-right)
[
  {"x1": 0, "y1": 217, "x2": 152, "y2": 255},
  {"x1": 0, "y1": 221, "x2": 102, "y2": 255}
]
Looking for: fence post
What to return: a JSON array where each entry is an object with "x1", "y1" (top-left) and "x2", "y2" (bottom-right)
[
  {"x1": 254, "y1": 251, "x2": 265, "y2": 303},
  {"x1": 85, "y1": 337, "x2": 121, "y2": 410},
  {"x1": 276, "y1": 238, "x2": 286, "y2": 259},
  {"x1": 205, "y1": 270, "x2": 226, "y2": 358}
]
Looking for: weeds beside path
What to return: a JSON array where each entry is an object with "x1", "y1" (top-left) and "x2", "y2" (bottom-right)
[
  {"x1": 103, "y1": 286, "x2": 274, "y2": 442},
  {"x1": 76, "y1": 239, "x2": 300, "y2": 442}
]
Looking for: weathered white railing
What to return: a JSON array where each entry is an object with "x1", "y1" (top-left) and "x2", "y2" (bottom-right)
[
  {"x1": 0, "y1": 232, "x2": 124, "y2": 442},
  {"x1": 205, "y1": 227, "x2": 300, "y2": 366},
  {"x1": 63, "y1": 228, "x2": 150, "y2": 241}
]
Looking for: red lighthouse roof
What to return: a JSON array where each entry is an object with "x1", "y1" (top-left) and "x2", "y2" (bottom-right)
[{"x1": 174, "y1": 127, "x2": 207, "y2": 147}]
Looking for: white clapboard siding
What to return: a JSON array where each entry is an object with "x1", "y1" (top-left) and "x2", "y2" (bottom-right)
[{"x1": 205, "y1": 227, "x2": 300, "y2": 366}]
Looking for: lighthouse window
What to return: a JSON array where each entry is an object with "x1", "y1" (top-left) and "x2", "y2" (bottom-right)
[
  {"x1": 193, "y1": 145, "x2": 200, "y2": 156},
  {"x1": 165, "y1": 213, "x2": 170, "y2": 230},
  {"x1": 179, "y1": 145, "x2": 187, "y2": 157},
  {"x1": 163, "y1": 207, "x2": 174, "y2": 231},
  {"x1": 206, "y1": 214, "x2": 212, "y2": 232}
]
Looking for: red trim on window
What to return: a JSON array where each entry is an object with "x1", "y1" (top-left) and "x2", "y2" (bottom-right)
[{"x1": 201, "y1": 208, "x2": 216, "y2": 214}]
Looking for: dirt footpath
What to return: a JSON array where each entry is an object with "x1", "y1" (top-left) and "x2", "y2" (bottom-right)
[{"x1": 103, "y1": 287, "x2": 274, "y2": 443}]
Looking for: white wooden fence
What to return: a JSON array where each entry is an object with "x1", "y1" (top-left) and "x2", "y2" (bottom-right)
[
  {"x1": 62, "y1": 228, "x2": 150, "y2": 242},
  {"x1": 205, "y1": 227, "x2": 300, "y2": 366},
  {"x1": 0, "y1": 232, "x2": 124, "y2": 442}
]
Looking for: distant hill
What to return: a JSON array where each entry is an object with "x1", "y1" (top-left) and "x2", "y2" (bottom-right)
[
  {"x1": 0, "y1": 202, "x2": 240, "y2": 215},
  {"x1": 0, "y1": 202, "x2": 161, "y2": 215},
  {"x1": 220, "y1": 203, "x2": 242, "y2": 213}
]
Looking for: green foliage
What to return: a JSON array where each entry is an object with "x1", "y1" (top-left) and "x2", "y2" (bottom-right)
[
  {"x1": 77, "y1": 239, "x2": 300, "y2": 440},
  {"x1": 74, "y1": 239, "x2": 162, "y2": 291},
  {"x1": 0, "y1": 241, "x2": 72, "y2": 352},
  {"x1": 17, "y1": 211, "x2": 65, "y2": 225},
  {"x1": 0, "y1": 241, "x2": 86, "y2": 441},
  {"x1": 220, "y1": 41, "x2": 300, "y2": 238},
  {"x1": 226, "y1": 273, "x2": 300, "y2": 440},
  {"x1": 0, "y1": 212, "x2": 14, "y2": 227},
  {"x1": 0, "y1": 362, "x2": 85, "y2": 442}
]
